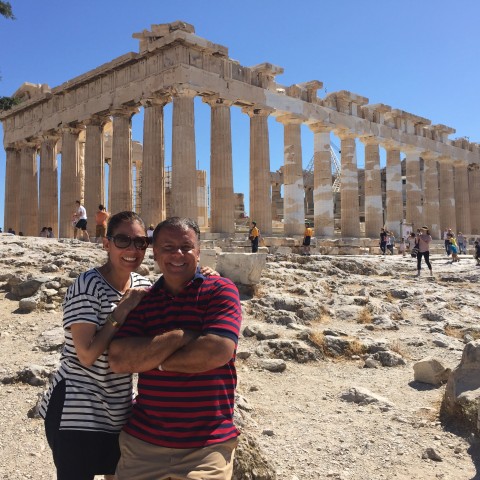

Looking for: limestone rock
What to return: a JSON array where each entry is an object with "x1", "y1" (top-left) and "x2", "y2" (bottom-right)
[
  {"x1": 258, "y1": 359, "x2": 287, "y2": 372},
  {"x1": 233, "y1": 431, "x2": 277, "y2": 480},
  {"x1": 441, "y1": 341, "x2": 480, "y2": 434},
  {"x1": 413, "y1": 357, "x2": 451, "y2": 385},
  {"x1": 340, "y1": 387, "x2": 394, "y2": 408},
  {"x1": 217, "y1": 252, "x2": 267, "y2": 285}
]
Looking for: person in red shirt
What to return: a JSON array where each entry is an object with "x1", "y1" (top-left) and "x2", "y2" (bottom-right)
[{"x1": 109, "y1": 217, "x2": 242, "y2": 480}]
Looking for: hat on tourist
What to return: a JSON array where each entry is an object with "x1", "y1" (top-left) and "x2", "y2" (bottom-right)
[{"x1": 422, "y1": 225, "x2": 429, "y2": 230}]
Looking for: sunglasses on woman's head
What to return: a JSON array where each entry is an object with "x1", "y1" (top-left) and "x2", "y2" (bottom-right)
[{"x1": 107, "y1": 234, "x2": 149, "y2": 250}]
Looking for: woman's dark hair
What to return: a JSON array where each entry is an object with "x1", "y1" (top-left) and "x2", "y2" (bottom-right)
[
  {"x1": 106, "y1": 211, "x2": 146, "y2": 237},
  {"x1": 152, "y1": 217, "x2": 200, "y2": 244},
  {"x1": 98, "y1": 204, "x2": 105, "y2": 211}
]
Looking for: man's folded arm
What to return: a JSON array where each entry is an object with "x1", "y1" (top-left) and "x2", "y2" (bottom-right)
[
  {"x1": 161, "y1": 333, "x2": 236, "y2": 373},
  {"x1": 109, "y1": 329, "x2": 196, "y2": 373}
]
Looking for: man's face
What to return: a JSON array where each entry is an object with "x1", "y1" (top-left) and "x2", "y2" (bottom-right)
[{"x1": 153, "y1": 226, "x2": 200, "y2": 290}]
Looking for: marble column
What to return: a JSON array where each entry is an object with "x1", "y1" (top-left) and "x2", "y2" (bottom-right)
[
  {"x1": 134, "y1": 160, "x2": 142, "y2": 214},
  {"x1": 384, "y1": 144, "x2": 403, "y2": 237},
  {"x1": 141, "y1": 96, "x2": 169, "y2": 226},
  {"x1": 422, "y1": 153, "x2": 441, "y2": 239},
  {"x1": 438, "y1": 157, "x2": 456, "y2": 233},
  {"x1": 204, "y1": 96, "x2": 235, "y2": 234},
  {"x1": 84, "y1": 116, "x2": 108, "y2": 237},
  {"x1": 60, "y1": 126, "x2": 83, "y2": 238},
  {"x1": 243, "y1": 106, "x2": 272, "y2": 235},
  {"x1": 309, "y1": 124, "x2": 334, "y2": 236},
  {"x1": 4, "y1": 146, "x2": 21, "y2": 234},
  {"x1": 39, "y1": 135, "x2": 60, "y2": 237},
  {"x1": 171, "y1": 87, "x2": 197, "y2": 220},
  {"x1": 111, "y1": 107, "x2": 138, "y2": 214},
  {"x1": 277, "y1": 115, "x2": 304, "y2": 236},
  {"x1": 404, "y1": 147, "x2": 423, "y2": 230},
  {"x1": 469, "y1": 164, "x2": 480, "y2": 235},
  {"x1": 454, "y1": 161, "x2": 471, "y2": 234},
  {"x1": 361, "y1": 137, "x2": 383, "y2": 238},
  {"x1": 337, "y1": 131, "x2": 360, "y2": 237},
  {"x1": 19, "y1": 141, "x2": 39, "y2": 236}
]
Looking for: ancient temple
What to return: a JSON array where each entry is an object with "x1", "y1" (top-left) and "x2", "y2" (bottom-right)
[{"x1": 1, "y1": 21, "x2": 479, "y2": 239}]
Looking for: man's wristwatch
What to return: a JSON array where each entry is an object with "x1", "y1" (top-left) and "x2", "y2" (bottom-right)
[{"x1": 106, "y1": 313, "x2": 120, "y2": 328}]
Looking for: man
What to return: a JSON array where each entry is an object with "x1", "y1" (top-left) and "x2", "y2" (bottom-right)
[
  {"x1": 379, "y1": 227, "x2": 387, "y2": 255},
  {"x1": 249, "y1": 221, "x2": 260, "y2": 253},
  {"x1": 443, "y1": 228, "x2": 452, "y2": 256},
  {"x1": 109, "y1": 217, "x2": 242, "y2": 480},
  {"x1": 73, "y1": 200, "x2": 90, "y2": 242},
  {"x1": 302, "y1": 222, "x2": 313, "y2": 255},
  {"x1": 95, "y1": 204, "x2": 109, "y2": 242}
]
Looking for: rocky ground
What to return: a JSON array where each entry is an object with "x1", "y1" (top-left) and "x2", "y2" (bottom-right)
[{"x1": 0, "y1": 234, "x2": 480, "y2": 479}]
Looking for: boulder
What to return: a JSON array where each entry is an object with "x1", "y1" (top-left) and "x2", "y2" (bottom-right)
[
  {"x1": 217, "y1": 253, "x2": 267, "y2": 285},
  {"x1": 233, "y1": 432, "x2": 277, "y2": 480},
  {"x1": 441, "y1": 340, "x2": 480, "y2": 434},
  {"x1": 413, "y1": 357, "x2": 451, "y2": 385}
]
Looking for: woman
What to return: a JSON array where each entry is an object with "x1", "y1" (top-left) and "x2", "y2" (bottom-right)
[
  {"x1": 416, "y1": 226, "x2": 433, "y2": 277},
  {"x1": 449, "y1": 233, "x2": 460, "y2": 262},
  {"x1": 39, "y1": 211, "x2": 151, "y2": 480}
]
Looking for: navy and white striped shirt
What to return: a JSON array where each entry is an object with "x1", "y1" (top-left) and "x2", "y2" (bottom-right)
[{"x1": 39, "y1": 268, "x2": 151, "y2": 433}]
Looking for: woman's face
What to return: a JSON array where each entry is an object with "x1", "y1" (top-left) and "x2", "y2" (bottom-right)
[{"x1": 103, "y1": 220, "x2": 147, "y2": 274}]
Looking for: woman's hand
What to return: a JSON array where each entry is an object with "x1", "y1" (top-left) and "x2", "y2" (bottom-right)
[
  {"x1": 200, "y1": 265, "x2": 219, "y2": 277},
  {"x1": 114, "y1": 287, "x2": 150, "y2": 325}
]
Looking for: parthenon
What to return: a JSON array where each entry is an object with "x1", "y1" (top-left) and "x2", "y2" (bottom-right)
[{"x1": 1, "y1": 20, "x2": 479, "y2": 240}]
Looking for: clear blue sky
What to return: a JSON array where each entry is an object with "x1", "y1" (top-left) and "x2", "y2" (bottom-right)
[{"x1": 1, "y1": 0, "x2": 479, "y2": 229}]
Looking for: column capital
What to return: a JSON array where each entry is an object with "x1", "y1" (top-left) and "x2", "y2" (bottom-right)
[
  {"x1": 42, "y1": 133, "x2": 61, "y2": 144},
  {"x1": 276, "y1": 114, "x2": 305, "y2": 126},
  {"x1": 169, "y1": 86, "x2": 197, "y2": 99},
  {"x1": 335, "y1": 129, "x2": 356, "y2": 141},
  {"x1": 111, "y1": 106, "x2": 139, "y2": 118},
  {"x1": 60, "y1": 124, "x2": 85, "y2": 136},
  {"x1": 420, "y1": 150, "x2": 440, "y2": 161},
  {"x1": 381, "y1": 140, "x2": 401, "y2": 151},
  {"x1": 401, "y1": 144, "x2": 423, "y2": 156},
  {"x1": 18, "y1": 138, "x2": 41, "y2": 150},
  {"x1": 83, "y1": 114, "x2": 111, "y2": 127},
  {"x1": 242, "y1": 105, "x2": 274, "y2": 118},
  {"x1": 358, "y1": 135, "x2": 379, "y2": 146},
  {"x1": 202, "y1": 94, "x2": 234, "y2": 108},
  {"x1": 141, "y1": 94, "x2": 171, "y2": 108},
  {"x1": 453, "y1": 159, "x2": 468, "y2": 168},
  {"x1": 308, "y1": 122, "x2": 332, "y2": 134},
  {"x1": 436, "y1": 155, "x2": 452, "y2": 165}
]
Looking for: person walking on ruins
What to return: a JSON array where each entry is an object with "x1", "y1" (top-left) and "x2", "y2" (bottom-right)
[
  {"x1": 73, "y1": 200, "x2": 90, "y2": 242},
  {"x1": 474, "y1": 240, "x2": 480, "y2": 266},
  {"x1": 398, "y1": 237, "x2": 407, "y2": 257},
  {"x1": 457, "y1": 232, "x2": 466, "y2": 254},
  {"x1": 379, "y1": 227, "x2": 387, "y2": 255},
  {"x1": 449, "y1": 233, "x2": 460, "y2": 262},
  {"x1": 302, "y1": 222, "x2": 313, "y2": 255},
  {"x1": 443, "y1": 228, "x2": 452, "y2": 256},
  {"x1": 95, "y1": 204, "x2": 109, "y2": 243},
  {"x1": 386, "y1": 231, "x2": 395, "y2": 255},
  {"x1": 249, "y1": 221, "x2": 260, "y2": 253},
  {"x1": 109, "y1": 217, "x2": 242, "y2": 480},
  {"x1": 416, "y1": 226, "x2": 433, "y2": 277}
]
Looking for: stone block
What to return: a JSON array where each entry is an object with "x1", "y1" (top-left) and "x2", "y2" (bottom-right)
[
  {"x1": 413, "y1": 356, "x2": 450, "y2": 385},
  {"x1": 216, "y1": 253, "x2": 267, "y2": 285}
]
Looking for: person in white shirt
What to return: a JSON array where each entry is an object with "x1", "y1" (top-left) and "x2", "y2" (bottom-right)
[{"x1": 73, "y1": 200, "x2": 90, "y2": 242}]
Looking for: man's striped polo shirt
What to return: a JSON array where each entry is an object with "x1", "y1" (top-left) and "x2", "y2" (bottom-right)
[{"x1": 115, "y1": 271, "x2": 242, "y2": 448}]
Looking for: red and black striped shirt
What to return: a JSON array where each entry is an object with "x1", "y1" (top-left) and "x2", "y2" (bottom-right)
[{"x1": 115, "y1": 271, "x2": 242, "y2": 448}]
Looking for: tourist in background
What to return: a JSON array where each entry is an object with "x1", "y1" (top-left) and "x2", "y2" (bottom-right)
[
  {"x1": 379, "y1": 228, "x2": 387, "y2": 255},
  {"x1": 386, "y1": 231, "x2": 395, "y2": 255},
  {"x1": 73, "y1": 200, "x2": 90, "y2": 242},
  {"x1": 416, "y1": 226, "x2": 433, "y2": 277},
  {"x1": 457, "y1": 232, "x2": 467, "y2": 254},
  {"x1": 146, "y1": 224, "x2": 155, "y2": 245},
  {"x1": 449, "y1": 233, "x2": 460, "y2": 262},
  {"x1": 47, "y1": 227, "x2": 55, "y2": 238},
  {"x1": 474, "y1": 240, "x2": 480, "y2": 266},
  {"x1": 249, "y1": 221, "x2": 260, "y2": 253},
  {"x1": 398, "y1": 237, "x2": 406, "y2": 257},
  {"x1": 443, "y1": 228, "x2": 452, "y2": 256},
  {"x1": 302, "y1": 222, "x2": 313, "y2": 255},
  {"x1": 95, "y1": 204, "x2": 109, "y2": 243},
  {"x1": 39, "y1": 227, "x2": 48, "y2": 237}
]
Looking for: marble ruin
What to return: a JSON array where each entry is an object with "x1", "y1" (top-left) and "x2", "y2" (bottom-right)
[{"x1": 1, "y1": 21, "x2": 479, "y2": 240}]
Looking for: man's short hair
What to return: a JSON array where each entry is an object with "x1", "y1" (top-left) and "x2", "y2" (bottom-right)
[{"x1": 153, "y1": 217, "x2": 200, "y2": 244}]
